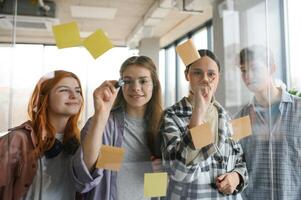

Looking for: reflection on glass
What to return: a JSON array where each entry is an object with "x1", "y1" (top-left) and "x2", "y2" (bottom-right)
[{"x1": 235, "y1": 45, "x2": 301, "y2": 200}]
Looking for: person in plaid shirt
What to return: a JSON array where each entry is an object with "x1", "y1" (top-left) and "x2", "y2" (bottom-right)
[
  {"x1": 160, "y1": 49, "x2": 248, "y2": 200},
  {"x1": 236, "y1": 45, "x2": 301, "y2": 200}
]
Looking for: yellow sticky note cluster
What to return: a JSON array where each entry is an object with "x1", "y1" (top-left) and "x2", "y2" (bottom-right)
[
  {"x1": 144, "y1": 172, "x2": 168, "y2": 198},
  {"x1": 96, "y1": 145, "x2": 125, "y2": 171},
  {"x1": 52, "y1": 22, "x2": 113, "y2": 59}
]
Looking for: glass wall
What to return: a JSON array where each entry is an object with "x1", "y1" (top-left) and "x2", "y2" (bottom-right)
[
  {"x1": 286, "y1": 0, "x2": 301, "y2": 92},
  {"x1": 216, "y1": 0, "x2": 299, "y2": 199},
  {"x1": 159, "y1": 0, "x2": 300, "y2": 199},
  {"x1": 1, "y1": 0, "x2": 301, "y2": 199},
  {"x1": 0, "y1": 44, "x2": 132, "y2": 132}
]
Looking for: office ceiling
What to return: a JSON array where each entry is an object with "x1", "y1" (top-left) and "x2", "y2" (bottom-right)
[{"x1": 0, "y1": 0, "x2": 213, "y2": 48}]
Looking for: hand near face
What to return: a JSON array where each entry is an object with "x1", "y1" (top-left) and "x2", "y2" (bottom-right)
[
  {"x1": 216, "y1": 172, "x2": 240, "y2": 195},
  {"x1": 187, "y1": 56, "x2": 219, "y2": 128},
  {"x1": 93, "y1": 80, "x2": 119, "y2": 115},
  {"x1": 193, "y1": 82, "x2": 214, "y2": 116}
]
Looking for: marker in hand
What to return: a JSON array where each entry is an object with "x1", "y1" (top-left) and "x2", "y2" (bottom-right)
[{"x1": 114, "y1": 79, "x2": 124, "y2": 88}]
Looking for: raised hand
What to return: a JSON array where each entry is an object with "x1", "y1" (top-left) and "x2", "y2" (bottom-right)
[
  {"x1": 83, "y1": 80, "x2": 119, "y2": 170},
  {"x1": 189, "y1": 82, "x2": 214, "y2": 128},
  {"x1": 93, "y1": 80, "x2": 119, "y2": 115},
  {"x1": 193, "y1": 83, "x2": 214, "y2": 114}
]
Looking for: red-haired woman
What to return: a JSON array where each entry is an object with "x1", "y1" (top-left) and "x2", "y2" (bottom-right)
[{"x1": 0, "y1": 70, "x2": 83, "y2": 200}]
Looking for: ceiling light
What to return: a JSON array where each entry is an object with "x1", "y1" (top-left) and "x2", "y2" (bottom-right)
[{"x1": 70, "y1": 6, "x2": 117, "y2": 19}]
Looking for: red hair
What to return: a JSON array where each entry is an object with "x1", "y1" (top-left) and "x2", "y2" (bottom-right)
[{"x1": 28, "y1": 70, "x2": 83, "y2": 156}]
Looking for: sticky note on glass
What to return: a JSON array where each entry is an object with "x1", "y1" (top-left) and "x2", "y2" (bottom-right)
[
  {"x1": 190, "y1": 122, "x2": 214, "y2": 148},
  {"x1": 176, "y1": 39, "x2": 200, "y2": 66},
  {"x1": 52, "y1": 22, "x2": 82, "y2": 49},
  {"x1": 82, "y1": 29, "x2": 114, "y2": 59},
  {"x1": 144, "y1": 172, "x2": 168, "y2": 198},
  {"x1": 230, "y1": 115, "x2": 252, "y2": 141},
  {"x1": 96, "y1": 145, "x2": 125, "y2": 171}
]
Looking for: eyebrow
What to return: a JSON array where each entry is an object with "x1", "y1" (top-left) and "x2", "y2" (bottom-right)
[
  {"x1": 190, "y1": 68, "x2": 217, "y2": 72},
  {"x1": 55, "y1": 85, "x2": 81, "y2": 90},
  {"x1": 123, "y1": 76, "x2": 151, "y2": 79}
]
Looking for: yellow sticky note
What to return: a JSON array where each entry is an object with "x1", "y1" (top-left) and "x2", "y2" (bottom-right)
[
  {"x1": 190, "y1": 122, "x2": 214, "y2": 148},
  {"x1": 52, "y1": 22, "x2": 82, "y2": 49},
  {"x1": 83, "y1": 29, "x2": 114, "y2": 59},
  {"x1": 144, "y1": 172, "x2": 168, "y2": 198},
  {"x1": 230, "y1": 115, "x2": 252, "y2": 141},
  {"x1": 176, "y1": 39, "x2": 200, "y2": 66},
  {"x1": 96, "y1": 145, "x2": 125, "y2": 171}
]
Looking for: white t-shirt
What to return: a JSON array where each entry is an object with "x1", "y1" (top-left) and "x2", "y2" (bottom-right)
[{"x1": 117, "y1": 114, "x2": 152, "y2": 200}]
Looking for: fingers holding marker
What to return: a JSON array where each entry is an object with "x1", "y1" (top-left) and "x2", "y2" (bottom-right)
[{"x1": 114, "y1": 79, "x2": 124, "y2": 88}]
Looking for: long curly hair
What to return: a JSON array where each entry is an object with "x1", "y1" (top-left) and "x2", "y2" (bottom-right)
[{"x1": 28, "y1": 70, "x2": 83, "y2": 156}]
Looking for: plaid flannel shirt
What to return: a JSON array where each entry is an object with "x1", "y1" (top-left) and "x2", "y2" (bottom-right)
[
  {"x1": 160, "y1": 97, "x2": 248, "y2": 200},
  {"x1": 236, "y1": 89, "x2": 301, "y2": 200}
]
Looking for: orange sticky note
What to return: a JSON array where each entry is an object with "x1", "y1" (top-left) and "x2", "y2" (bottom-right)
[
  {"x1": 190, "y1": 122, "x2": 214, "y2": 148},
  {"x1": 144, "y1": 172, "x2": 168, "y2": 197},
  {"x1": 82, "y1": 29, "x2": 114, "y2": 59},
  {"x1": 230, "y1": 115, "x2": 252, "y2": 141},
  {"x1": 96, "y1": 145, "x2": 125, "y2": 171},
  {"x1": 176, "y1": 39, "x2": 200, "y2": 66},
  {"x1": 52, "y1": 21, "x2": 82, "y2": 48}
]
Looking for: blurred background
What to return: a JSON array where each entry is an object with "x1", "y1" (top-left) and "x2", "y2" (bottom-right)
[{"x1": 0, "y1": 0, "x2": 300, "y2": 130}]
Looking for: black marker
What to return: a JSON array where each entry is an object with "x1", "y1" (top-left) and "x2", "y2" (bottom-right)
[{"x1": 114, "y1": 79, "x2": 124, "y2": 88}]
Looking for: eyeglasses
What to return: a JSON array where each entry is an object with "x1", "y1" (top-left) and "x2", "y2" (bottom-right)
[{"x1": 122, "y1": 77, "x2": 153, "y2": 87}]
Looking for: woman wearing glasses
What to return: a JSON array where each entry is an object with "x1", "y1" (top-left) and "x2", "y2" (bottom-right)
[{"x1": 71, "y1": 56, "x2": 163, "y2": 200}]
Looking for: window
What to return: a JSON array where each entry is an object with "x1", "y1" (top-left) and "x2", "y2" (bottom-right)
[
  {"x1": 159, "y1": 49, "x2": 166, "y2": 105},
  {"x1": 0, "y1": 44, "x2": 132, "y2": 131},
  {"x1": 286, "y1": 1, "x2": 301, "y2": 90},
  {"x1": 164, "y1": 46, "x2": 176, "y2": 108},
  {"x1": 192, "y1": 28, "x2": 208, "y2": 50}
]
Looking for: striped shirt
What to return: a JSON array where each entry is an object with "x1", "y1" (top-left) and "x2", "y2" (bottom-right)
[
  {"x1": 160, "y1": 97, "x2": 248, "y2": 200},
  {"x1": 236, "y1": 88, "x2": 301, "y2": 200}
]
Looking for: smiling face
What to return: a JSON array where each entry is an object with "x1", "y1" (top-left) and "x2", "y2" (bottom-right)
[
  {"x1": 121, "y1": 64, "x2": 153, "y2": 112},
  {"x1": 185, "y1": 56, "x2": 220, "y2": 97},
  {"x1": 48, "y1": 77, "x2": 83, "y2": 118}
]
